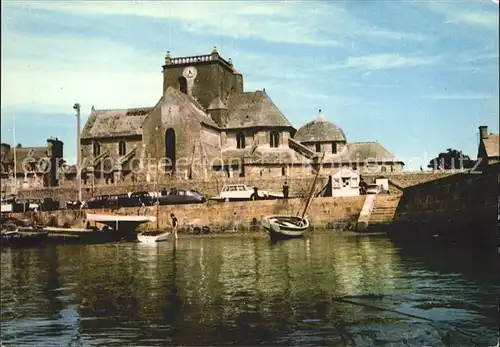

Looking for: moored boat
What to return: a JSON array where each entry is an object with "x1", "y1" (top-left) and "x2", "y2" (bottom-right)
[
  {"x1": 261, "y1": 153, "x2": 326, "y2": 240},
  {"x1": 86, "y1": 213, "x2": 156, "y2": 232},
  {"x1": 261, "y1": 215, "x2": 310, "y2": 240},
  {"x1": 1, "y1": 228, "x2": 48, "y2": 248},
  {"x1": 137, "y1": 230, "x2": 170, "y2": 244}
]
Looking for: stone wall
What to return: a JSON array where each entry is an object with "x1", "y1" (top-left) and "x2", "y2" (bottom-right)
[
  {"x1": 390, "y1": 163, "x2": 499, "y2": 247},
  {"x1": 3, "y1": 196, "x2": 365, "y2": 231},
  {"x1": 14, "y1": 171, "x2": 451, "y2": 205}
]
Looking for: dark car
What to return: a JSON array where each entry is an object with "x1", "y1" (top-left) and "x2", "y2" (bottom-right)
[
  {"x1": 118, "y1": 191, "x2": 154, "y2": 207},
  {"x1": 85, "y1": 195, "x2": 110, "y2": 209},
  {"x1": 157, "y1": 188, "x2": 206, "y2": 206},
  {"x1": 41, "y1": 198, "x2": 59, "y2": 211}
]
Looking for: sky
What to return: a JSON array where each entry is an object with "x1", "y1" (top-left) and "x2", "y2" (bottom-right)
[{"x1": 1, "y1": 0, "x2": 498, "y2": 170}]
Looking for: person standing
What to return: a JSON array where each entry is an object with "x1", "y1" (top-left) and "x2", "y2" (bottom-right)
[
  {"x1": 282, "y1": 181, "x2": 289, "y2": 200},
  {"x1": 170, "y1": 213, "x2": 178, "y2": 240}
]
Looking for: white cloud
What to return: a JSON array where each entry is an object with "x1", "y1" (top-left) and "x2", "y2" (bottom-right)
[
  {"x1": 325, "y1": 53, "x2": 441, "y2": 71},
  {"x1": 423, "y1": 92, "x2": 495, "y2": 100},
  {"x1": 6, "y1": 1, "x2": 426, "y2": 46},
  {"x1": 1, "y1": 31, "x2": 162, "y2": 114},
  {"x1": 426, "y1": 1, "x2": 499, "y2": 30}
]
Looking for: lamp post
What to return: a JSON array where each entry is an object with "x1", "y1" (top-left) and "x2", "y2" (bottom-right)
[{"x1": 73, "y1": 103, "x2": 82, "y2": 202}]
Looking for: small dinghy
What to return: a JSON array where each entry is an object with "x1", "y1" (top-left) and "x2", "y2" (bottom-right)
[
  {"x1": 261, "y1": 153, "x2": 325, "y2": 240},
  {"x1": 261, "y1": 215, "x2": 310, "y2": 239},
  {"x1": 137, "y1": 230, "x2": 170, "y2": 244}
]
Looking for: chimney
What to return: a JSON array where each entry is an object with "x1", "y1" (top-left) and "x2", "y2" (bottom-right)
[{"x1": 479, "y1": 125, "x2": 488, "y2": 140}]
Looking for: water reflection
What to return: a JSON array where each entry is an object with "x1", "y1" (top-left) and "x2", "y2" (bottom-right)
[{"x1": 1, "y1": 233, "x2": 497, "y2": 346}]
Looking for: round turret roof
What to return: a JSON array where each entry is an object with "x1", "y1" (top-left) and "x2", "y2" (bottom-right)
[{"x1": 294, "y1": 110, "x2": 346, "y2": 143}]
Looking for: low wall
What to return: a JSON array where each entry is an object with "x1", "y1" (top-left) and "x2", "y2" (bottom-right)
[
  {"x1": 390, "y1": 163, "x2": 499, "y2": 248},
  {"x1": 3, "y1": 196, "x2": 365, "y2": 232},
  {"x1": 13, "y1": 172, "x2": 452, "y2": 207}
]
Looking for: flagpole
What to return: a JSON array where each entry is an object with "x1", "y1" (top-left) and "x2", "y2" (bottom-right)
[{"x1": 13, "y1": 116, "x2": 17, "y2": 192}]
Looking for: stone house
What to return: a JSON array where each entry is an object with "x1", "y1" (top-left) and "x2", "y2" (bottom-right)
[
  {"x1": 0, "y1": 137, "x2": 64, "y2": 195},
  {"x1": 477, "y1": 125, "x2": 499, "y2": 166},
  {"x1": 79, "y1": 47, "x2": 403, "y2": 185}
]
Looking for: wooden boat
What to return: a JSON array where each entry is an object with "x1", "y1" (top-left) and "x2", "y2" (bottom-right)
[
  {"x1": 1, "y1": 228, "x2": 49, "y2": 248},
  {"x1": 137, "y1": 230, "x2": 170, "y2": 244},
  {"x1": 137, "y1": 192, "x2": 170, "y2": 243},
  {"x1": 261, "y1": 153, "x2": 325, "y2": 240}
]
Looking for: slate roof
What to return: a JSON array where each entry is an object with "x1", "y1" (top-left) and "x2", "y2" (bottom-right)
[
  {"x1": 338, "y1": 142, "x2": 402, "y2": 163},
  {"x1": 220, "y1": 148, "x2": 309, "y2": 165},
  {"x1": 294, "y1": 111, "x2": 346, "y2": 143},
  {"x1": 225, "y1": 90, "x2": 293, "y2": 129},
  {"x1": 1, "y1": 146, "x2": 50, "y2": 173},
  {"x1": 81, "y1": 107, "x2": 152, "y2": 139},
  {"x1": 163, "y1": 87, "x2": 219, "y2": 128},
  {"x1": 481, "y1": 134, "x2": 500, "y2": 158}
]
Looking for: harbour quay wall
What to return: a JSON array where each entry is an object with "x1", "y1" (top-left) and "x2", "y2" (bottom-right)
[
  {"x1": 14, "y1": 172, "x2": 451, "y2": 206},
  {"x1": 389, "y1": 163, "x2": 499, "y2": 248},
  {"x1": 3, "y1": 196, "x2": 366, "y2": 232}
]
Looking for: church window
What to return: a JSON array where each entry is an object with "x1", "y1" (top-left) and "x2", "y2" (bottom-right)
[
  {"x1": 332, "y1": 143, "x2": 337, "y2": 154},
  {"x1": 236, "y1": 132, "x2": 245, "y2": 149},
  {"x1": 281, "y1": 166, "x2": 286, "y2": 176},
  {"x1": 118, "y1": 141, "x2": 126, "y2": 156},
  {"x1": 93, "y1": 142, "x2": 101, "y2": 156},
  {"x1": 178, "y1": 76, "x2": 188, "y2": 94},
  {"x1": 315, "y1": 143, "x2": 321, "y2": 152},
  {"x1": 270, "y1": 131, "x2": 280, "y2": 148},
  {"x1": 381, "y1": 166, "x2": 387, "y2": 172}
]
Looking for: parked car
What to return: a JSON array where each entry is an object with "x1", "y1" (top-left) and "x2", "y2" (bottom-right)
[
  {"x1": 157, "y1": 188, "x2": 207, "y2": 205},
  {"x1": 40, "y1": 198, "x2": 59, "y2": 211},
  {"x1": 85, "y1": 195, "x2": 109, "y2": 209},
  {"x1": 219, "y1": 184, "x2": 270, "y2": 201},
  {"x1": 118, "y1": 191, "x2": 155, "y2": 207},
  {"x1": 366, "y1": 184, "x2": 381, "y2": 195}
]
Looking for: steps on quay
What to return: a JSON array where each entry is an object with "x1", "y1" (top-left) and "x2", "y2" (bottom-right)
[{"x1": 369, "y1": 195, "x2": 401, "y2": 224}]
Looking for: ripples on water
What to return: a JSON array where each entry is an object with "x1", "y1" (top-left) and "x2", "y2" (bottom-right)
[{"x1": 0, "y1": 233, "x2": 498, "y2": 346}]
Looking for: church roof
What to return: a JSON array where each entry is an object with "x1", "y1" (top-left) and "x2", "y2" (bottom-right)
[
  {"x1": 225, "y1": 90, "x2": 293, "y2": 129},
  {"x1": 339, "y1": 142, "x2": 402, "y2": 163},
  {"x1": 294, "y1": 110, "x2": 346, "y2": 143},
  {"x1": 163, "y1": 87, "x2": 219, "y2": 129},
  {"x1": 81, "y1": 107, "x2": 152, "y2": 139}
]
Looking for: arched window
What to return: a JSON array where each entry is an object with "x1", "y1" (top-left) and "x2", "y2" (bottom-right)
[
  {"x1": 236, "y1": 132, "x2": 245, "y2": 149},
  {"x1": 381, "y1": 166, "x2": 387, "y2": 172},
  {"x1": 315, "y1": 143, "x2": 321, "y2": 152},
  {"x1": 93, "y1": 142, "x2": 101, "y2": 156},
  {"x1": 270, "y1": 131, "x2": 280, "y2": 148},
  {"x1": 118, "y1": 141, "x2": 126, "y2": 156},
  {"x1": 178, "y1": 76, "x2": 187, "y2": 94},
  {"x1": 332, "y1": 143, "x2": 337, "y2": 154}
]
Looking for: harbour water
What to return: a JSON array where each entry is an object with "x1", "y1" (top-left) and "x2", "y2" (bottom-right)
[{"x1": 1, "y1": 232, "x2": 498, "y2": 346}]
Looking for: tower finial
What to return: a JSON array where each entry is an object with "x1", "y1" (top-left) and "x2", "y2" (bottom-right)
[
  {"x1": 316, "y1": 109, "x2": 326, "y2": 122},
  {"x1": 165, "y1": 50, "x2": 172, "y2": 65},
  {"x1": 212, "y1": 45, "x2": 218, "y2": 53}
]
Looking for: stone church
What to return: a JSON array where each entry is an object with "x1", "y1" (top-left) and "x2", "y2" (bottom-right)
[{"x1": 80, "y1": 47, "x2": 403, "y2": 184}]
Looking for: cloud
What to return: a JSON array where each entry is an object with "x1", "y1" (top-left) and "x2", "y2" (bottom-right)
[
  {"x1": 6, "y1": 1, "x2": 426, "y2": 46},
  {"x1": 426, "y1": 1, "x2": 499, "y2": 30},
  {"x1": 423, "y1": 92, "x2": 495, "y2": 100},
  {"x1": 325, "y1": 53, "x2": 441, "y2": 71}
]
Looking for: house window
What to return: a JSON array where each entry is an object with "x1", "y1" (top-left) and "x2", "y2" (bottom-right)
[
  {"x1": 381, "y1": 166, "x2": 387, "y2": 172},
  {"x1": 332, "y1": 143, "x2": 337, "y2": 154},
  {"x1": 118, "y1": 141, "x2": 126, "y2": 156},
  {"x1": 236, "y1": 132, "x2": 245, "y2": 149},
  {"x1": 315, "y1": 143, "x2": 321, "y2": 152},
  {"x1": 281, "y1": 166, "x2": 286, "y2": 176},
  {"x1": 352, "y1": 164, "x2": 357, "y2": 171},
  {"x1": 93, "y1": 142, "x2": 101, "y2": 156},
  {"x1": 270, "y1": 131, "x2": 280, "y2": 148}
]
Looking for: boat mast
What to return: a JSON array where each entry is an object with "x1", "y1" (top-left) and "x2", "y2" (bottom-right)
[{"x1": 301, "y1": 152, "x2": 326, "y2": 219}]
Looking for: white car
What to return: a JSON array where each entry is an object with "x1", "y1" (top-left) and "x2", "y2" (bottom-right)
[
  {"x1": 365, "y1": 184, "x2": 380, "y2": 195},
  {"x1": 219, "y1": 184, "x2": 270, "y2": 201}
]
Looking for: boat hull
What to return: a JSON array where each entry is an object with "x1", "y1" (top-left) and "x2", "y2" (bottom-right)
[
  {"x1": 137, "y1": 232, "x2": 170, "y2": 244},
  {"x1": 1, "y1": 231, "x2": 48, "y2": 248},
  {"x1": 261, "y1": 215, "x2": 309, "y2": 240}
]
